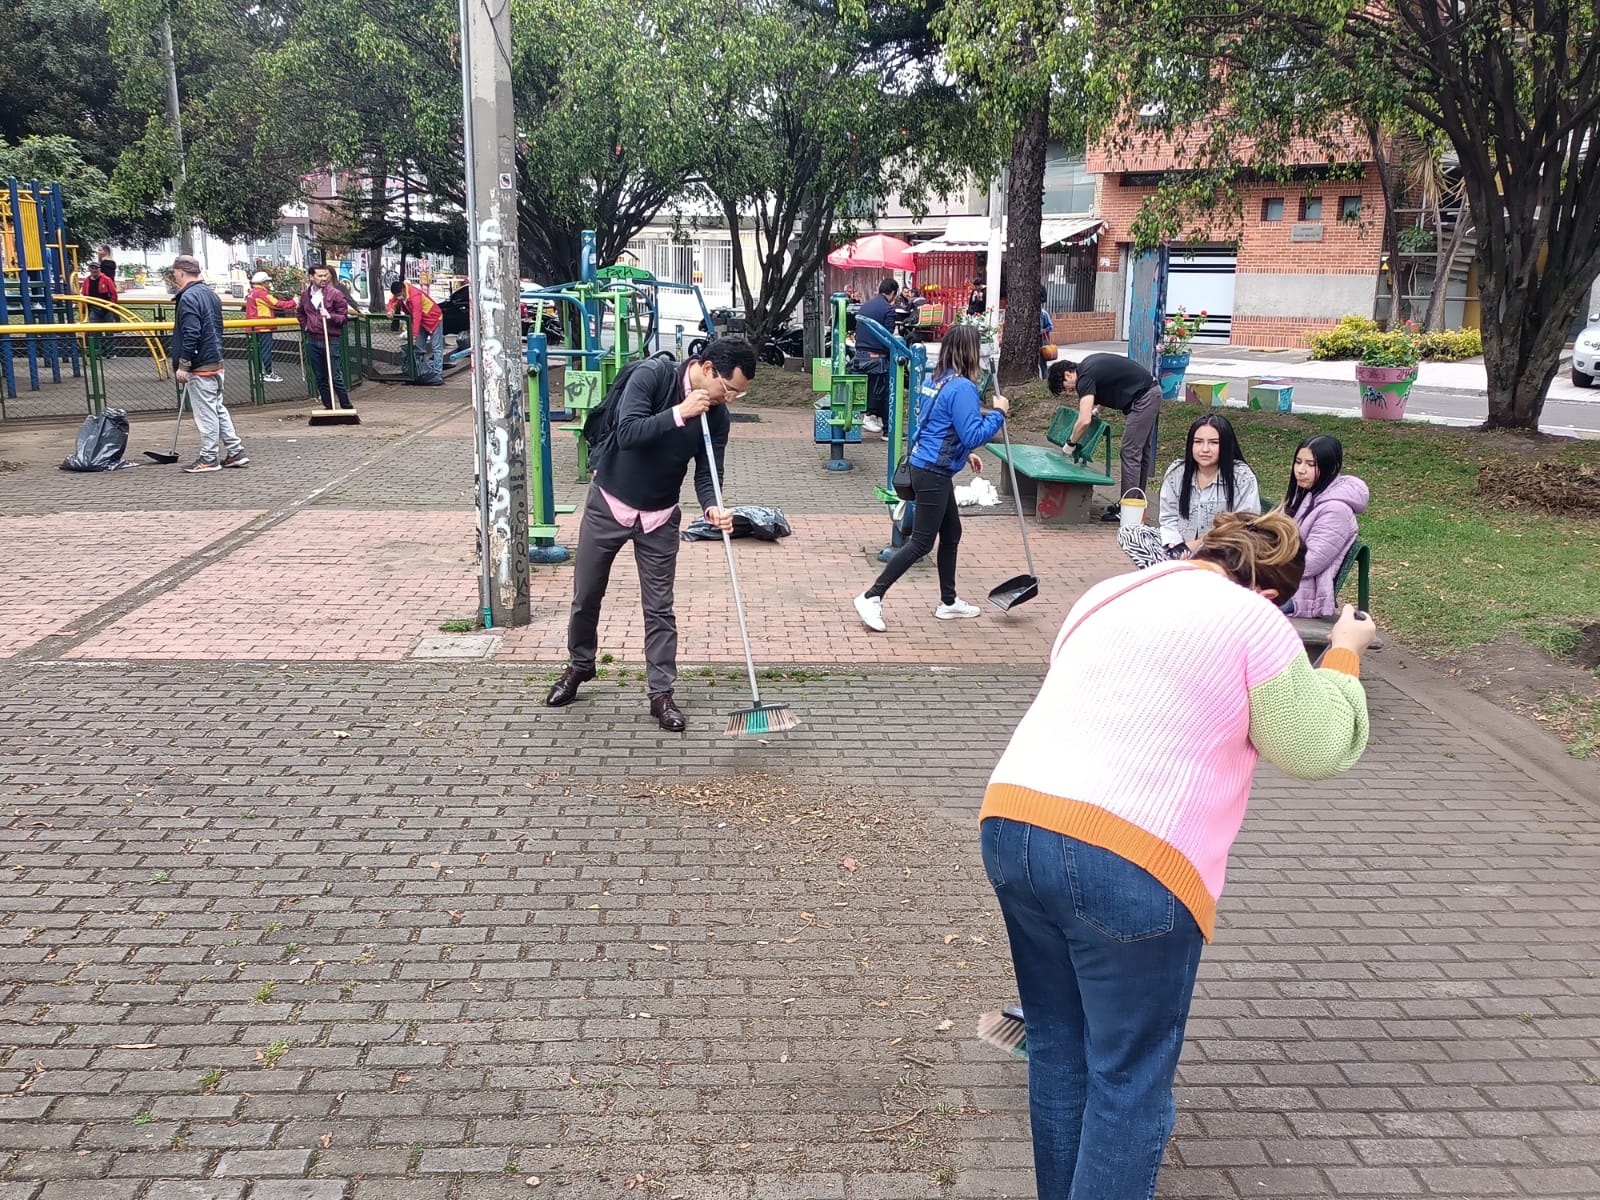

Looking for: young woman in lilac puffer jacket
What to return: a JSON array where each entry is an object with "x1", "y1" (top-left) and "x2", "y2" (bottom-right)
[{"x1": 1283, "y1": 435, "x2": 1369, "y2": 617}]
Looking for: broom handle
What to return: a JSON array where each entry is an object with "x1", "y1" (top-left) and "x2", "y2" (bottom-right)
[
  {"x1": 699, "y1": 412, "x2": 763, "y2": 708},
  {"x1": 322, "y1": 310, "x2": 336, "y2": 402},
  {"x1": 998, "y1": 414, "x2": 1036, "y2": 575}
]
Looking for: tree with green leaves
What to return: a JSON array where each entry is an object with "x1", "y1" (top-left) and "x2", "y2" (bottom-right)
[
  {"x1": 1087, "y1": 0, "x2": 1600, "y2": 430},
  {"x1": 105, "y1": 0, "x2": 306, "y2": 244},
  {"x1": 697, "y1": 0, "x2": 978, "y2": 344},
  {"x1": 936, "y1": 0, "x2": 1094, "y2": 388}
]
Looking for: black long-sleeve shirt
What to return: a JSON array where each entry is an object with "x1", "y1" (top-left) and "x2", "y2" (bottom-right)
[{"x1": 594, "y1": 356, "x2": 729, "y2": 513}]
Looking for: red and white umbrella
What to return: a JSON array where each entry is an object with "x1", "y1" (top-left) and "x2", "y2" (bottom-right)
[{"x1": 826, "y1": 234, "x2": 915, "y2": 271}]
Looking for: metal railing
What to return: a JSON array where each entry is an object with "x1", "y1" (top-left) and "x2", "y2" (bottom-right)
[{"x1": 0, "y1": 316, "x2": 376, "y2": 421}]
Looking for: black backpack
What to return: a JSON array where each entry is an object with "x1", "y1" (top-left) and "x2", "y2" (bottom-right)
[{"x1": 581, "y1": 351, "x2": 678, "y2": 470}]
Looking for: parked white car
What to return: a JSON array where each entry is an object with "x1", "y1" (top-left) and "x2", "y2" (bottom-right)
[{"x1": 1574, "y1": 313, "x2": 1600, "y2": 387}]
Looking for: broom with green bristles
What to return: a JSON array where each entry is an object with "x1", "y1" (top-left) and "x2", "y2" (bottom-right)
[{"x1": 698, "y1": 412, "x2": 799, "y2": 738}]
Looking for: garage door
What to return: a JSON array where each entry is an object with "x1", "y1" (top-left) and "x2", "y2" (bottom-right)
[{"x1": 1166, "y1": 246, "x2": 1236, "y2": 344}]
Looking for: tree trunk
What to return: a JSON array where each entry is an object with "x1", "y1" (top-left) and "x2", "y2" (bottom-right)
[
  {"x1": 1422, "y1": 211, "x2": 1470, "y2": 332},
  {"x1": 1365, "y1": 128, "x2": 1405, "y2": 329},
  {"x1": 999, "y1": 100, "x2": 1049, "y2": 389},
  {"x1": 1474, "y1": 234, "x2": 1583, "y2": 431},
  {"x1": 366, "y1": 156, "x2": 387, "y2": 312}
]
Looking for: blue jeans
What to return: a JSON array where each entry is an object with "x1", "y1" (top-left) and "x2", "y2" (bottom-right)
[
  {"x1": 258, "y1": 331, "x2": 275, "y2": 376},
  {"x1": 981, "y1": 818, "x2": 1204, "y2": 1200},
  {"x1": 308, "y1": 338, "x2": 350, "y2": 408}
]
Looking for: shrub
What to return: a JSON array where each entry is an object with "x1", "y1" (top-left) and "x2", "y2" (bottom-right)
[
  {"x1": 1309, "y1": 315, "x2": 1480, "y2": 363},
  {"x1": 1359, "y1": 328, "x2": 1421, "y2": 369},
  {"x1": 1307, "y1": 314, "x2": 1380, "y2": 360},
  {"x1": 1416, "y1": 328, "x2": 1483, "y2": 360}
]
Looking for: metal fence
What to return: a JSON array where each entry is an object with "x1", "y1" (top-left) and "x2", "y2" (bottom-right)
[{"x1": 0, "y1": 316, "x2": 382, "y2": 421}]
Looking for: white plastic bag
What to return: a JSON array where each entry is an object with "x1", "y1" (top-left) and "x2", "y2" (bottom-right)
[{"x1": 955, "y1": 477, "x2": 1000, "y2": 508}]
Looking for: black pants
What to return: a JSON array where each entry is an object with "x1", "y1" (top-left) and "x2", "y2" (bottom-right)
[
  {"x1": 867, "y1": 466, "x2": 960, "y2": 605},
  {"x1": 853, "y1": 352, "x2": 889, "y2": 420},
  {"x1": 566, "y1": 486, "x2": 682, "y2": 697}
]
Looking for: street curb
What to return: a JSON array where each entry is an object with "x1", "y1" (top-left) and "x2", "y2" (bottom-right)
[{"x1": 1366, "y1": 646, "x2": 1598, "y2": 808}]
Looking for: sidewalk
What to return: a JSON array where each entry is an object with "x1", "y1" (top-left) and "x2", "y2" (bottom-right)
[
  {"x1": 1, "y1": 379, "x2": 1597, "y2": 1200},
  {"x1": 1068, "y1": 340, "x2": 1595, "y2": 403}
]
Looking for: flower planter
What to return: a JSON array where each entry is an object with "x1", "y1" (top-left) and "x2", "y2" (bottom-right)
[
  {"x1": 1158, "y1": 351, "x2": 1191, "y2": 399},
  {"x1": 1354, "y1": 364, "x2": 1418, "y2": 420}
]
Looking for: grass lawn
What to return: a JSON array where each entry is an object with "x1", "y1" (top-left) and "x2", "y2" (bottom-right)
[{"x1": 752, "y1": 365, "x2": 1600, "y2": 755}]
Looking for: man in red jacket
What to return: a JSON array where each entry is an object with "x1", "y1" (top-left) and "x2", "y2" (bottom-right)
[
  {"x1": 80, "y1": 261, "x2": 119, "y2": 358},
  {"x1": 387, "y1": 280, "x2": 444, "y2": 385},
  {"x1": 245, "y1": 270, "x2": 296, "y2": 382}
]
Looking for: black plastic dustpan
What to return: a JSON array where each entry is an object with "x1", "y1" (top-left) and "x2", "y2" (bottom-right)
[{"x1": 989, "y1": 417, "x2": 1039, "y2": 611}]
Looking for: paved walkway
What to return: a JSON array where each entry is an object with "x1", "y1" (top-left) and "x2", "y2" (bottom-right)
[{"x1": 1, "y1": 381, "x2": 1597, "y2": 1200}]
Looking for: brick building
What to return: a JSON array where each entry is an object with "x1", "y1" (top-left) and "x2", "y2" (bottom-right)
[{"x1": 1087, "y1": 135, "x2": 1389, "y2": 347}]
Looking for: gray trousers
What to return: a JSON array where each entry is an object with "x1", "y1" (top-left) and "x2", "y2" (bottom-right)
[
  {"x1": 566, "y1": 485, "x2": 682, "y2": 697},
  {"x1": 1119, "y1": 382, "x2": 1162, "y2": 500},
  {"x1": 187, "y1": 371, "x2": 243, "y2": 463}
]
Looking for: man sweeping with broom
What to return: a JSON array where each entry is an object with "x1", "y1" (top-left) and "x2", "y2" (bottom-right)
[
  {"x1": 544, "y1": 337, "x2": 761, "y2": 734},
  {"x1": 170, "y1": 255, "x2": 249, "y2": 474},
  {"x1": 297, "y1": 263, "x2": 358, "y2": 419}
]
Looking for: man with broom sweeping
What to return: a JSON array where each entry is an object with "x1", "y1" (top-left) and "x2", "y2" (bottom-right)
[
  {"x1": 297, "y1": 263, "x2": 355, "y2": 412},
  {"x1": 170, "y1": 255, "x2": 249, "y2": 474},
  {"x1": 545, "y1": 337, "x2": 758, "y2": 733}
]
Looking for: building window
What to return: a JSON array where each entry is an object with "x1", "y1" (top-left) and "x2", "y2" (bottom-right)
[
  {"x1": 1262, "y1": 198, "x2": 1285, "y2": 222},
  {"x1": 1300, "y1": 196, "x2": 1323, "y2": 221},
  {"x1": 1043, "y1": 144, "x2": 1097, "y2": 213},
  {"x1": 1339, "y1": 195, "x2": 1362, "y2": 221}
]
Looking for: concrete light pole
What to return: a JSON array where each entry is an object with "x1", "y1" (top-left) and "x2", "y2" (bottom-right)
[{"x1": 459, "y1": 0, "x2": 531, "y2": 627}]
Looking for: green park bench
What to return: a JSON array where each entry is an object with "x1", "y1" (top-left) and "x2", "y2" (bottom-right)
[
  {"x1": 1290, "y1": 539, "x2": 1379, "y2": 649},
  {"x1": 985, "y1": 406, "x2": 1118, "y2": 525}
]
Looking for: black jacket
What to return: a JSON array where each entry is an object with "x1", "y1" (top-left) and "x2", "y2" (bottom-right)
[
  {"x1": 171, "y1": 280, "x2": 225, "y2": 369},
  {"x1": 594, "y1": 356, "x2": 729, "y2": 513}
]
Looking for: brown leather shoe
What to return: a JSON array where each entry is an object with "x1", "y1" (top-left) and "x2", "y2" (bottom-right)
[
  {"x1": 649, "y1": 692, "x2": 686, "y2": 733},
  {"x1": 544, "y1": 665, "x2": 595, "y2": 707}
]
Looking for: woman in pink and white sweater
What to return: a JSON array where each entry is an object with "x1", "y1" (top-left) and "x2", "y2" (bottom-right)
[{"x1": 980, "y1": 509, "x2": 1374, "y2": 1200}]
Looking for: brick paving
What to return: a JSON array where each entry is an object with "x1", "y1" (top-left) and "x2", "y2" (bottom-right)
[{"x1": 1, "y1": 378, "x2": 1598, "y2": 1199}]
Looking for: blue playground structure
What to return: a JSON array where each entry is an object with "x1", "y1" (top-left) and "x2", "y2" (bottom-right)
[
  {"x1": 853, "y1": 313, "x2": 928, "y2": 562},
  {"x1": 1, "y1": 178, "x2": 81, "y2": 405}
]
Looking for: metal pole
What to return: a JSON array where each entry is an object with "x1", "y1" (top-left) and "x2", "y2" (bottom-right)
[
  {"x1": 459, "y1": 0, "x2": 531, "y2": 628},
  {"x1": 159, "y1": 18, "x2": 194, "y2": 257},
  {"x1": 984, "y1": 173, "x2": 1005, "y2": 374}
]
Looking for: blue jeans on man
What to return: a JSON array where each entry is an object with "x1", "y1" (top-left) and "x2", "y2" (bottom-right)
[
  {"x1": 258, "y1": 331, "x2": 275, "y2": 378},
  {"x1": 981, "y1": 817, "x2": 1204, "y2": 1200},
  {"x1": 308, "y1": 338, "x2": 351, "y2": 409},
  {"x1": 414, "y1": 322, "x2": 444, "y2": 385}
]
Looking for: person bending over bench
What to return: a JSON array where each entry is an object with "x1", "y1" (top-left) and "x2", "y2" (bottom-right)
[{"x1": 1049, "y1": 354, "x2": 1163, "y2": 523}]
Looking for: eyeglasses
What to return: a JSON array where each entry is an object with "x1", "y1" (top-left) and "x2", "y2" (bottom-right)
[{"x1": 716, "y1": 375, "x2": 747, "y2": 402}]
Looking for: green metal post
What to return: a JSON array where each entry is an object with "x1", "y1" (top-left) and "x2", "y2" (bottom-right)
[
  {"x1": 247, "y1": 332, "x2": 265, "y2": 405},
  {"x1": 83, "y1": 334, "x2": 104, "y2": 415}
]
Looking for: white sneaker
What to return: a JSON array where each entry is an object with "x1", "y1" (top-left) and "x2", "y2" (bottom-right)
[
  {"x1": 853, "y1": 592, "x2": 887, "y2": 632},
  {"x1": 935, "y1": 598, "x2": 982, "y2": 620},
  {"x1": 263, "y1": 373, "x2": 284, "y2": 382},
  {"x1": 862, "y1": 414, "x2": 884, "y2": 434}
]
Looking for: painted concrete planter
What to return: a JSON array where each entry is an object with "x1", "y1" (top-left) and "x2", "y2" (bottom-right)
[
  {"x1": 1355, "y1": 364, "x2": 1419, "y2": 420},
  {"x1": 1158, "y1": 351, "x2": 1191, "y2": 400}
]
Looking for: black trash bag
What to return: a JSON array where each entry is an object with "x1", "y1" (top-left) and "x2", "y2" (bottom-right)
[
  {"x1": 60, "y1": 409, "x2": 134, "y2": 472},
  {"x1": 681, "y1": 504, "x2": 792, "y2": 542}
]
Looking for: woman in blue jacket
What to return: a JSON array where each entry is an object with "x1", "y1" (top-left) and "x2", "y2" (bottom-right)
[{"x1": 854, "y1": 324, "x2": 1009, "y2": 632}]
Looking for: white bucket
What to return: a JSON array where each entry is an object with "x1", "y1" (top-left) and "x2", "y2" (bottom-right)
[{"x1": 1119, "y1": 488, "x2": 1148, "y2": 530}]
